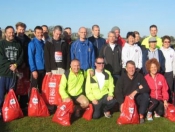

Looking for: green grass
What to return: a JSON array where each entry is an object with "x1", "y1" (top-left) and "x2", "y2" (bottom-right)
[{"x1": 0, "y1": 112, "x2": 175, "y2": 132}]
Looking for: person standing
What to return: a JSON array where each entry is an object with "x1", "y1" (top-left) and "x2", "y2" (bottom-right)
[
  {"x1": 44, "y1": 25, "x2": 70, "y2": 75},
  {"x1": 142, "y1": 25, "x2": 162, "y2": 49},
  {"x1": 28, "y1": 26, "x2": 45, "y2": 93},
  {"x1": 88, "y1": 25, "x2": 106, "y2": 57},
  {"x1": 42, "y1": 25, "x2": 51, "y2": 44},
  {"x1": 160, "y1": 36, "x2": 175, "y2": 102},
  {"x1": 0, "y1": 26, "x2": 23, "y2": 118},
  {"x1": 71, "y1": 27, "x2": 95, "y2": 70}
]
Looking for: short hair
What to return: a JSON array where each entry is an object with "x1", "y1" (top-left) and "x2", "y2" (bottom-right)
[
  {"x1": 145, "y1": 58, "x2": 160, "y2": 73},
  {"x1": 53, "y1": 25, "x2": 63, "y2": 32},
  {"x1": 150, "y1": 25, "x2": 157, "y2": 30},
  {"x1": 95, "y1": 57, "x2": 104, "y2": 62},
  {"x1": 108, "y1": 31, "x2": 115, "y2": 36},
  {"x1": 34, "y1": 26, "x2": 43, "y2": 32},
  {"x1": 42, "y1": 25, "x2": 48, "y2": 30},
  {"x1": 64, "y1": 27, "x2": 71, "y2": 30},
  {"x1": 15, "y1": 22, "x2": 26, "y2": 29},
  {"x1": 78, "y1": 27, "x2": 86, "y2": 32},
  {"x1": 162, "y1": 35, "x2": 171, "y2": 43},
  {"x1": 126, "y1": 60, "x2": 135, "y2": 67},
  {"x1": 126, "y1": 32, "x2": 135, "y2": 38},
  {"x1": 5, "y1": 26, "x2": 14, "y2": 32},
  {"x1": 134, "y1": 31, "x2": 140, "y2": 35},
  {"x1": 92, "y1": 25, "x2": 99, "y2": 30},
  {"x1": 71, "y1": 59, "x2": 80, "y2": 65}
]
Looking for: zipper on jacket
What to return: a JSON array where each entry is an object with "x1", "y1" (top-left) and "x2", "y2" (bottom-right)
[
  {"x1": 95, "y1": 39, "x2": 98, "y2": 49},
  {"x1": 154, "y1": 76, "x2": 158, "y2": 99}
]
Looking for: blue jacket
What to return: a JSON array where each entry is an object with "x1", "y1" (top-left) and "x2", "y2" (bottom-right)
[
  {"x1": 142, "y1": 49, "x2": 165, "y2": 74},
  {"x1": 71, "y1": 39, "x2": 95, "y2": 70},
  {"x1": 28, "y1": 37, "x2": 45, "y2": 72},
  {"x1": 88, "y1": 36, "x2": 106, "y2": 57}
]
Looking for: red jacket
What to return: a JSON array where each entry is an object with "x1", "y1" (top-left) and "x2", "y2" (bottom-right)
[
  {"x1": 106, "y1": 35, "x2": 125, "y2": 47},
  {"x1": 145, "y1": 73, "x2": 169, "y2": 101}
]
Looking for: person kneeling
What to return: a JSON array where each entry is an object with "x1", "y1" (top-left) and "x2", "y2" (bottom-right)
[
  {"x1": 86, "y1": 57, "x2": 116, "y2": 119},
  {"x1": 145, "y1": 58, "x2": 169, "y2": 121},
  {"x1": 59, "y1": 59, "x2": 89, "y2": 117},
  {"x1": 115, "y1": 60, "x2": 150, "y2": 124}
]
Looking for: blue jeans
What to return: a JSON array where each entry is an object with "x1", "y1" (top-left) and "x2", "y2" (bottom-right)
[{"x1": 0, "y1": 76, "x2": 16, "y2": 112}]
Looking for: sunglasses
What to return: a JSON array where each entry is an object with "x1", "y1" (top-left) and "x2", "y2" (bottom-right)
[{"x1": 96, "y1": 62, "x2": 105, "y2": 64}]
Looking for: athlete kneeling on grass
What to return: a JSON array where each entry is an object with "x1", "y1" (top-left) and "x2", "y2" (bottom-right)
[
  {"x1": 86, "y1": 57, "x2": 116, "y2": 119},
  {"x1": 59, "y1": 59, "x2": 89, "y2": 117},
  {"x1": 145, "y1": 58, "x2": 169, "y2": 121}
]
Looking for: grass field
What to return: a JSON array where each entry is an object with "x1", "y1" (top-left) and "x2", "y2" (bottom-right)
[{"x1": 0, "y1": 112, "x2": 175, "y2": 132}]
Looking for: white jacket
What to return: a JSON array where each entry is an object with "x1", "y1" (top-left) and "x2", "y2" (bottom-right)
[
  {"x1": 160, "y1": 47, "x2": 175, "y2": 75},
  {"x1": 122, "y1": 43, "x2": 142, "y2": 68}
]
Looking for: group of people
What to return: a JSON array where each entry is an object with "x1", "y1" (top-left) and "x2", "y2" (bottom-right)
[{"x1": 0, "y1": 22, "x2": 174, "y2": 124}]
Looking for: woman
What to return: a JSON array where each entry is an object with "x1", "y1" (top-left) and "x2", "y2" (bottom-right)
[
  {"x1": 160, "y1": 36, "x2": 175, "y2": 102},
  {"x1": 145, "y1": 58, "x2": 169, "y2": 121}
]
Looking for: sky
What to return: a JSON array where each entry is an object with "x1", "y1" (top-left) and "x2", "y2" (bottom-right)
[{"x1": 0, "y1": 0, "x2": 175, "y2": 38}]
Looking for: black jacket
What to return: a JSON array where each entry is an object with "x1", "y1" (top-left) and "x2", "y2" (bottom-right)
[
  {"x1": 88, "y1": 36, "x2": 106, "y2": 57},
  {"x1": 115, "y1": 71, "x2": 150, "y2": 104},
  {"x1": 15, "y1": 34, "x2": 31, "y2": 66},
  {"x1": 99, "y1": 44, "x2": 122, "y2": 75},
  {"x1": 44, "y1": 39, "x2": 70, "y2": 72}
]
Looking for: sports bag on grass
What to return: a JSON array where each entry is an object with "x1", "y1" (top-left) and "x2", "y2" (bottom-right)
[
  {"x1": 82, "y1": 104, "x2": 93, "y2": 120},
  {"x1": 164, "y1": 103, "x2": 175, "y2": 122},
  {"x1": 28, "y1": 88, "x2": 50, "y2": 117},
  {"x1": 117, "y1": 96, "x2": 139, "y2": 125},
  {"x1": 52, "y1": 101, "x2": 74, "y2": 126},
  {"x1": 42, "y1": 74, "x2": 62, "y2": 105},
  {"x1": 2, "y1": 89, "x2": 23, "y2": 122}
]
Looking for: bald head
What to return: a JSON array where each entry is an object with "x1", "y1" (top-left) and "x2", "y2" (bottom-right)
[
  {"x1": 71, "y1": 59, "x2": 80, "y2": 74},
  {"x1": 78, "y1": 27, "x2": 87, "y2": 41}
]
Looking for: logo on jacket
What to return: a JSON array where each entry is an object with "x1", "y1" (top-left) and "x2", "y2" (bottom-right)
[
  {"x1": 135, "y1": 49, "x2": 138, "y2": 52},
  {"x1": 158, "y1": 81, "x2": 162, "y2": 85},
  {"x1": 170, "y1": 55, "x2": 173, "y2": 58}
]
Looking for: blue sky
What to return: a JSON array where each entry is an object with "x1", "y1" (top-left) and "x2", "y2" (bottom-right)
[{"x1": 0, "y1": 0, "x2": 175, "y2": 37}]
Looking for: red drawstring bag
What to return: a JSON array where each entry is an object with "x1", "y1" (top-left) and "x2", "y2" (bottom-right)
[
  {"x1": 16, "y1": 68, "x2": 30, "y2": 95},
  {"x1": 117, "y1": 96, "x2": 139, "y2": 125},
  {"x1": 42, "y1": 74, "x2": 62, "y2": 105},
  {"x1": 52, "y1": 101, "x2": 74, "y2": 126},
  {"x1": 2, "y1": 89, "x2": 23, "y2": 122},
  {"x1": 28, "y1": 88, "x2": 50, "y2": 117},
  {"x1": 164, "y1": 103, "x2": 175, "y2": 122},
  {"x1": 82, "y1": 104, "x2": 93, "y2": 120}
]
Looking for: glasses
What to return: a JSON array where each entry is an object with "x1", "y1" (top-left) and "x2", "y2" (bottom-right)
[
  {"x1": 164, "y1": 41, "x2": 170, "y2": 43},
  {"x1": 96, "y1": 62, "x2": 105, "y2": 64}
]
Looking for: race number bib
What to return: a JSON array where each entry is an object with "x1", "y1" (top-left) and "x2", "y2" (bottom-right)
[{"x1": 55, "y1": 52, "x2": 62, "y2": 62}]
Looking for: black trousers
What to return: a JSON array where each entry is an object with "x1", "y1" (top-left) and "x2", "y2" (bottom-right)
[
  {"x1": 148, "y1": 98, "x2": 164, "y2": 116},
  {"x1": 92, "y1": 94, "x2": 117, "y2": 119},
  {"x1": 30, "y1": 70, "x2": 45, "y2": 93},
  {"x1": 135, "y1": 93, "x2": 150, "y2": 115},
  {"x1": 164, "y1": 71, "x2": 173, "y2": 102}
]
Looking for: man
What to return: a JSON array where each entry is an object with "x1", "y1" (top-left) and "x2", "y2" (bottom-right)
[
  {"x1": 15, "y1": 22, "x2": 31, "y2": 109},
  {"x1": 86, "y1": 57, "x2": 116, "y2": 119},
  {"x1": 142, "y1": 37, "x2": 165, "y2": 74},
  {"x1": 71, "y1": 27, "x2": 95, "y2": 70},
  {"x1": 88, "y1": 25, "x2": 106, "y2": 57},
  {"x1": 115, "y1": 61, "x2": 150, "y2": 123},
  {"x1": 59, "y1": 59, "x2": 89, "y2": 117},
  {"x1": 142, "y1": 25, "x2": 162, "y2": 49},
  {"x1": 0, "y1": 26, "x2": 23, "y2": 117},
  {"x1": 0, "y1": 27, "x2": 2, "y2": 40},
  {"x1": 42, "y1": 25, "x2": 50, "y2": 43},
  {"x1": 28, "y1": 26, "x2": 45, "y2": 93},
  {"x1": 99, "y1": 31, "x2": 122, "y2": 85},
  {"x1": 63, "y1": 27, "x2": 72, "y2": 45},
  {"x1": 110, "y1": 26, "x2": 125, "y2": 47},
  {"x1": 44, "y1": 25, "x2": 70, "y2": 75}
]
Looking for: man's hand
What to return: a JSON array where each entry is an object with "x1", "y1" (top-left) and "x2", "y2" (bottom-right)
[
  {"x1": 46, "y1": 72, "x2": 52, "y2": 76},
  {"x1": 120, "y1": 103, "x2": 123, "y2": 111},
  {"x1": 164, "y1": 100, "x2": 168, "y2": 109},
  {"x1": 139, "y1": 84, "x2": 143, "y2": 89},
  {"x1": 9, "y1": 64, "x2": 17, "y2": 72},
  {"x1": 89, "y1": 70, "x2": 94, "y2": 77},
  {"x1": 32, "y1": 71, "x2": 38, "y2": 79},
  {"x1": 92, "y1": 100, "x2": 98, "y2": 105},
  {"x1": 63, "y1": 98, "x2": 72, "y2": 102},
  {"x1": 107, "y1": 96, "x2": 113, "y2": 101},
  {"x1": 129, "y1": 90, "x2": 137, "y2": 99}
]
